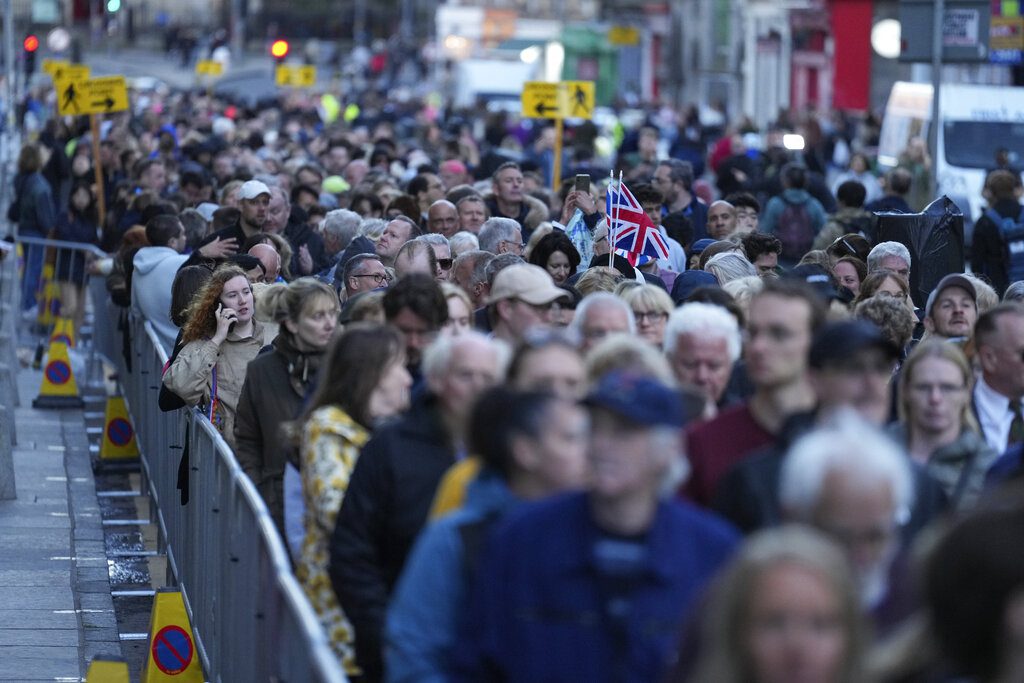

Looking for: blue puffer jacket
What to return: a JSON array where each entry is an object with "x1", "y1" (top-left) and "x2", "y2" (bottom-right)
[
  {"x1": 385, "y1": 469, "x2": 518, "y2": 683},
  {"x1": 454, "y1": 491, "x2": 739, "y2": 683}
]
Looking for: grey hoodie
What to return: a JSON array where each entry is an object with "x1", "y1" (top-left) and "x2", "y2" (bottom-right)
[{"x1": 131, "y1": 246, "x2": 189, "y2": 355}]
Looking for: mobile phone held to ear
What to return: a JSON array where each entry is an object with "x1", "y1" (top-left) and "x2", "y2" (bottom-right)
[{"x1": 575, "y1": 174, "x2": 590, "y2": 193}]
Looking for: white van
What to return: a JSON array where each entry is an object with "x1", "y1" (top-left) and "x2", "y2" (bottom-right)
[{"x1": 878, "y1": 81, "x2": 1024, "y2": 240}]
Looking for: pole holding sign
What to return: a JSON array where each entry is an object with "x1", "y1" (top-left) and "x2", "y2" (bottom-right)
[{"x1": 521, "y1": 81, "x2": 596, "y2": 192}]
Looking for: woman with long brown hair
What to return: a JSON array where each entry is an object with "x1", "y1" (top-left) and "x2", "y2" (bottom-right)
[
  {"x1": 295, "y1": 323, "x2": 411, "y2": 673},
  {"x1": 162, "y1": 264, "x2": 268, "y2": 448}
]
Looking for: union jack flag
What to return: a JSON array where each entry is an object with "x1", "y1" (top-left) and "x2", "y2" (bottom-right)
[{"x1": 606, "y1": 181, "x2": 670, "y2": 261}]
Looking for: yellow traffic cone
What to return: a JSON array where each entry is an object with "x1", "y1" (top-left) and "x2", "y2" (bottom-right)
[
  {"x1": 32, "y1": 340, "x2": 83, "y2": 409},
  {"x1": 49, "y1": 316, "x2": 75, "y2": 348},
  {"x1": 142, "y1": 590, "x2": 204, "y2": 682},
  {"x1": 36, "y1": 264, "x2": 61, "y2": 327},
  {"x1": 86, "y1": 656, "x2": 130, "y2": 682},
  {"x1": 99, "y1": 396, "x2": 139, "y2": 460}
]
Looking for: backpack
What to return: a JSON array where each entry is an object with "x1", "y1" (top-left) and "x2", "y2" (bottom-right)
[
  {"x1": 986, "y1": 207, "x2": 1024, "y2": 283},
  {"x1": 776, "y1": 199, "x2": 815, "y2": 261}
]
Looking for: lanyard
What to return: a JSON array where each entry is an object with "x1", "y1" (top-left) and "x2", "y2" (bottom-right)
[{"x1": 207, "y1": 365, "x2": 218, "y2": 423}]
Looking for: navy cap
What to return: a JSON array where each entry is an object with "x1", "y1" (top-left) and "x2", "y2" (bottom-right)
[
  {"x1": 670, "y1": 270, "x2": 718, "y2": 304},
  {"x1": 809, "y1": 320, "x2": 900, "y2": 369},
  {"x1": 584, "y1": 371, "x2": 686, "y2": 428},
  {"x1": 690, "y1": 238, "x2": 716, "y2": 255}
]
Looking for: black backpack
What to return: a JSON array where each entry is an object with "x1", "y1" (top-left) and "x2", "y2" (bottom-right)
[
  {"x1": 776, "y1": 199, "x2": 815, "y2": 261},
  {"x1": 985, "y1": 207, "x2": 1024, "y2": 283}
]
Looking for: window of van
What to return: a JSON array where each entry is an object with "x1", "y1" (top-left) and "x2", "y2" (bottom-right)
[{"x1": 943, "y1": 121, "x2": 1024, "y2": 168}]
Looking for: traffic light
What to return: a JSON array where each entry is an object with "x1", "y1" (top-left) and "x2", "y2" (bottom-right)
[
  {"x1": 270, "y1": 39, "x2": 289, "y2": 65},
  {"x1": 22, "y1": 34, "x2": 39, "y2": 76},
  {"x1": 107, "y1": 0, "x2": 121, "y2": 11}
]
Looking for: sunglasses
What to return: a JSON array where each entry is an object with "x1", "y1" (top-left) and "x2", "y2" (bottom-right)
[{"x1": 437, "y1": 258, "x2": 453, "y2": 270}]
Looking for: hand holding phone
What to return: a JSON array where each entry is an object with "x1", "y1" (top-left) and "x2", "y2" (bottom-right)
[{"x1": 575, "y1": 174, "x2": 590, "y2": 193}]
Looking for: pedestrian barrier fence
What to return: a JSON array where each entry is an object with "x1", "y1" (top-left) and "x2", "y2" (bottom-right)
[{"x1": 9, "y1": 234, "x2": 346, "y2": 682}]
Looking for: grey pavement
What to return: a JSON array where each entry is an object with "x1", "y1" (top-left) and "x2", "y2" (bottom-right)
[{"x1": 0, "y1": 362, "x2": 120, "y2": 681}]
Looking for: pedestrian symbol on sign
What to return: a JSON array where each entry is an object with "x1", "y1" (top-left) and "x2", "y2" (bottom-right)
[{"x1": 62, "y1": 83, "x2": 78, "y2": 113}]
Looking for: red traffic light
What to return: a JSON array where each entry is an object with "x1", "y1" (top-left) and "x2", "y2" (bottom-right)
[
  {"x1": 270, "y1": 40, "x2": 289, "y2": 59},
  {"x1": 23, "y1": 35, "x2": 40, "y2": 52}
]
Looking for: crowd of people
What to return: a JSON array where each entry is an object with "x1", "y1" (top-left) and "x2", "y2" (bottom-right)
[{"x1": 7, "y1": 82, "x2": 1024, "y2": 683}]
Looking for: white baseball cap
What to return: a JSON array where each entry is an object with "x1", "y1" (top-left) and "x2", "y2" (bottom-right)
[{"x1": 238, "y1": 180, "x2": 271, "y2": 200}]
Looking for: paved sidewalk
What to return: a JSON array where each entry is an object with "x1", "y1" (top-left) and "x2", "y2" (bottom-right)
[{"x1": 0, "y1": 364, "x2": 120, "y2": 681}]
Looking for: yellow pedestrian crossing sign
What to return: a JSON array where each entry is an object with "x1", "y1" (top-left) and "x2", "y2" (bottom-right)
[
  {"x1": 275, "y1": 65, "x2": 316, "y2": 88},
  {"x1": 43, "y1": 60, "x2": 90, "y2": 83},
  {"x1": 195, "y1": 60, "x2": 224, "y2": 76},
  {"x1": 521, "y1": 81, "x2": 595, "y2": 120},
  {"x1": 56, "y1": 76, "x2": 129, "y2": 117}
]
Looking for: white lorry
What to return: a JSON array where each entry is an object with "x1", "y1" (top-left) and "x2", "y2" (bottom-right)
[{"x1": 878, "y1": 81, "x2": 1024, "y2": 240}]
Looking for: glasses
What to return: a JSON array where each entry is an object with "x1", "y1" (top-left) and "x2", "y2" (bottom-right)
[
  {"x1": 909, "y1": 382, "x2": 966, "y2": 397},
  {"x1": 633, "y1": 310, "x2": 668, "y2": 324},
  {"x1": 352, "y1": 272, "x2": 393, "y2": 285},
  {"x1": 437, "y1": 258, "x2": 453, "y2": 270},
  {"x1": 875, "y1": 290, "x2": 907, "y2": 301},
  {"x1": 502, "y1": 239, "x2": 527, "y2": 251}
]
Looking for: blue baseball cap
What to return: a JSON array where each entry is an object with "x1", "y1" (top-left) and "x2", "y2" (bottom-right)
[{"x1": 584, "y1": 372, "x2": 686, "y2": 428}]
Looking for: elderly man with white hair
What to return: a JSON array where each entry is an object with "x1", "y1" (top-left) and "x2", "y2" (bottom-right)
[
  {"x1": 478, "y1": 217, "x2": 524, "y2": 256},
  {"x1": 779, "y1": 412, "x2": 922, "y2": 629},
  {"x1": 329, "y1": 330, "x2": 509, "y2": 681},
  {"x1": 664, "y1": 302, "x2": 742, "y2": 415},
  {"x1": 457, "y1": 371, "x2": 738, "y2": 682},
  {"x1": 866, "y1": 241, "x2": 912, "y2": 281},
  {"x1": 570, "y1": 291, "x2": 637, "y2": 352}
]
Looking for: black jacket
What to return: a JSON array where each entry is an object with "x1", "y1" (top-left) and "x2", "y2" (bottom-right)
[
  {"x1": 713, "y1": 411, "x2": 949, "y2": 546},
  {"x1": 329, "y1": 392, "x2": 454, "y2": 682},
  {"x1": 971, "y1": 198, "x2": 1024, "y2": 296},
  {"x1": 234, "y1": 335, "x2": 320, "y2": 534}
]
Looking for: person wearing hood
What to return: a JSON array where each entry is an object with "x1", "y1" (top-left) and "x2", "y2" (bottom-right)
[
  {"x1": 385, "y1": 387, "x2": 589, "y2": 682},
  {"x1": 132, "y1": 214, "x2": 191, "y2": 354},
  {"x1": 758, "y1": 163, "x2": 827, "y2": 266},
  {"x1": 234, "y1": 278, "x2": 340, "y2": 535}
]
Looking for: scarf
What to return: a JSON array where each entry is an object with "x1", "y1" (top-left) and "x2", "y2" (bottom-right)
[{"x1": 273, "y1": 331, "x2": 325, "y2": 398}]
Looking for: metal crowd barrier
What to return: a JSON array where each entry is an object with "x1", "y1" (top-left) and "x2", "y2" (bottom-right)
[{"x1": 81, "y1": 254, "x2": 347, "y2": 680}]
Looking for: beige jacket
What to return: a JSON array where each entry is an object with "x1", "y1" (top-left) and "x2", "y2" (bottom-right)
[{"x1": 162, "y1": 321, "x2": 268, "y2": 449}]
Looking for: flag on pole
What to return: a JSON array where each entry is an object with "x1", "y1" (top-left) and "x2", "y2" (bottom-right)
[{"x1": 606, "y1": 180, "x2": 670, "y2": 262}]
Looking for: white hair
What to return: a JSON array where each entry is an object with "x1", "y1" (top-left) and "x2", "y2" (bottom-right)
[
  {"x1": 358, "y1": 218, "x2": 387, "y2": 241},
  {"x1": 418, "y1": 233, "x2": 450, "y2": 248},
  {"x1": 449, "y1": 231, "x2": 480, "y2": 257},
  {"x1": 322, "y1": 209, "x2": 362, "y2": 246},
  {"x1": 478, "y1": 217, "x2": 521, "y2": 254},
  {"x1": 664, "y1": 302, "x2": 742, "y2": 361},
  {"x1": 705, "y1": 251, "x2": 757, "y2": 285},
  {"x1": 779, "y1": 410, "x2": 914, "y2": 524},
  {"x1": 866, "y1": 241, "x2": 912, "y2": 273},
  {"x1": 421, "y1": 330, "x2": 511, "y2": 383},
  {"x1": 570, "y1": 292, "x2": 637, "y2": 336}
]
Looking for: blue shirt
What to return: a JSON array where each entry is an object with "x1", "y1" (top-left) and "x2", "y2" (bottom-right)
[{"x1": 455, "y1": 492, "x2": 738, "y2": 683}]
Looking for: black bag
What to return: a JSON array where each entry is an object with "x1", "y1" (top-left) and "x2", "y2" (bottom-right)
[{"x1": 6, "y1": 177, "x2": 23, "y2": 223}]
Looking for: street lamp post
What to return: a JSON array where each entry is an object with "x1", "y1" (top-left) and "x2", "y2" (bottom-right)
[{"x1": 928, "y1": 0, "x2": 944, "y2": 200}]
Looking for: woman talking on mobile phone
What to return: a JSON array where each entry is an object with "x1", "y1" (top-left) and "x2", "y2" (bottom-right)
[{"x1": 163, "y1": 264, "x2": 268, "y2": 450}]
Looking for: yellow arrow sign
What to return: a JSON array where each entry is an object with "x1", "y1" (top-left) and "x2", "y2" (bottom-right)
[
  {"x1": 521, "y1": 81, "x2": 595, "y2": 120},
  {"x1": 195, "y1": 60, "x2": 224, "y2": 76},
  {"x1": 275, "y1": 65, "x2": 316, "y2": 88},
  {"x1": 44, "y1": 61, "x2": 90, "y2": 83},
  {"x1": 55, "y1": 76, "x2": 129, "y2": 117}
]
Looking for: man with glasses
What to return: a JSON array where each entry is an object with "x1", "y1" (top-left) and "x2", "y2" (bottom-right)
[
  {"x1": 486, "y1": 263, "x2": 569, "y2": 344},
  {"x1": 419, "y1": 234, "x2": 454, "y2": 282},
  {"x1": 570, "y1": 292, "x2": 636, "y2": 353},
  {"x1": 342, "y1": 253, "x2": 390, "y2": 299},
  {"x1": 478, "y1": 217, "x2": 525, "y2": 256}
]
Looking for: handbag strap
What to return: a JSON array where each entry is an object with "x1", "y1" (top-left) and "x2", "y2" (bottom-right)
[{"x1": 207, "y1": 365, "x2": 218, "y2": 423}]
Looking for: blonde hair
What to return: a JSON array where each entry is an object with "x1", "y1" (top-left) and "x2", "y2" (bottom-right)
[
  {"x1": 619, "y1": 283, "x2": 674, "y2": 317},
  {"x1": 898, "y1": 339, "x2": 979, "y2": 434},
  {"x1": 722, "y1": 276, "x2": 763, "y2": 320},
  {"x1": 585, "y1": 333, "x2": 675, "y2": 387},
  {"x1": 259, "y1": 277, "x2": 338, "y2": 325},
  {"x1": 962, "y1": 274, "x2": 998, "y2": 315},
  {"x1": 691, "y1": 525, "x2": 867, "y2": 683},
  {"x1": 575, "y1": 266, "x2": 623, "y2": 296}
]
